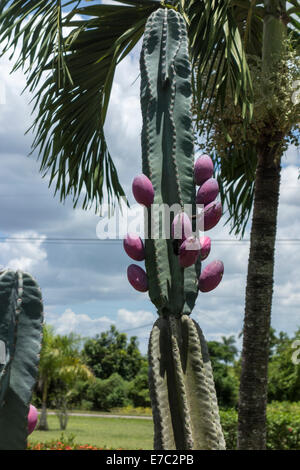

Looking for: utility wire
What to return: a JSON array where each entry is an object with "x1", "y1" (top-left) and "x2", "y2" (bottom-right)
[{"x1": 0, "y1": 237, "x2": 300, "y2": 245}]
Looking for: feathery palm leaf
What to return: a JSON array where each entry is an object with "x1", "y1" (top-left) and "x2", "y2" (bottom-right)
[
  {"x1": 0, "y1": 1, "x2": 161, "y2": 210},
  {"x1": 194, "y1": 0, "x2": 299, "y2": 236},
  {"x1": 0, "y1": 0, "x2": 255, "y2": 214}
]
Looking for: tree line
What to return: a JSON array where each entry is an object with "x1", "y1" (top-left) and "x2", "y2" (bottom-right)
[{"x1": 33, "y1": 323, "x2": 300, "y2": 430}]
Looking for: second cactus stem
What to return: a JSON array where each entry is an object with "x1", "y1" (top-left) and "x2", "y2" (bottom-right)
[{"x1": 148, "y1": 315, "x2": 225, "y2": 450}]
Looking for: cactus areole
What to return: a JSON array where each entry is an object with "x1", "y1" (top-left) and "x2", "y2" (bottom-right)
[{"x1": 138, "y1": 9, "x2": 225, "y2": 450}]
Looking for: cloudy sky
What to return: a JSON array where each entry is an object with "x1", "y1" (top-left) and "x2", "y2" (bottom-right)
[{"x1": 0, "y1": 1, "x2": 299, "y2": 355}]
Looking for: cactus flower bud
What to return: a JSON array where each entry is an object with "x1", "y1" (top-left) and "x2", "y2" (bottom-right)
[
  {"x1": 196, "y1": 178, "x2": 219, "y2": 206},
  {"x1": 194, "y1": 154, "x2": 214, "y2": 186},
  {"x1": 198, "y1": 260, "x2": 224, "y2": 292},
  {"x1": 132, "y1": 174, "x2": 154, "y2": 207},
  {"x1": 127, "y1": 264, "x2": 148, "y2": 292},
  {"x1": 27, "y1": 404, "x2": 38, "y2": 435},
  {"x1": 123, "y1": 233, "x2": 145, "y2": 261},
  {"x1": 179, "y1": 237, "x2": 201, "y2": 268},
  {"x1": 171, "y1": 212, "x2": 192, "y2": 241},
  {"x1": 199, "y1": 236, "x2": 211, "y2": 261}
]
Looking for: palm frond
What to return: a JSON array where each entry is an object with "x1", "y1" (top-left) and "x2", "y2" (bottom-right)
[
  {"x1": 215, "y1": 146, "x2": 256, "y2": 237},
  {"x1": 0, "y1": 1, "x2": 159, "y2": 210},
  {"x1": 180, "y1": 0, "x2": 254, "y2": 130}
]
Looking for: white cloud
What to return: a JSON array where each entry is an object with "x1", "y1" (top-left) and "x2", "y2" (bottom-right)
[
  {"x1": 0, "y1": 232, "x2": 47, "y2": 272},
  {"x1": 45, "y1": 308, "x2": 114, "y2": 337},
  {"x1": 117, "y1": 308, "x2": 155, "y2": 329}
]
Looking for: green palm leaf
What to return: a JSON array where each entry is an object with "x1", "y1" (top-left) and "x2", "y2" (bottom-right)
[
  {"x1": 215, "y1": 147, "x2": 256, "y2": 237},
  {"x1": 0, "y1": 1, "x2": 160, "y2": 210},
  {"x1": 182, "y1": 0, "x2": 254, "y2": 128}
]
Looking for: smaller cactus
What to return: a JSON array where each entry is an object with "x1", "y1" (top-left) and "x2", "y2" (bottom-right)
[
  {"x1": 179, "y1": 237, "x2": 201, "y2": 268},
  {"x1": 127, "y1": 264, "x2": 148, "y2": 292},
  {"x1": 194, "y1": 154, "x2": 214, "y2": 185},
  {"x1": 132, "y1": 174, "x2": 154, "y2": 207},
  {"x1": 199, "y1": 236, "x2": 211, "y2": 261},
  {"x1": 196, "y1": 178, "x2": 219, "y2": 206},
  {"x1": 27, "y1": 404, "x2": 38, "y2": 435},
  {"x1": 198, "y1": 260, "x2": 224, "y2": 292},
  {"x1": 123, "y1": 233, "x2": 145, "y2": 261}
]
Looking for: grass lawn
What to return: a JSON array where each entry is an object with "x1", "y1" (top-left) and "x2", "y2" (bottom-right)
[{"x1": 28, "y1": 414, "x2": 154, "y2": 450}]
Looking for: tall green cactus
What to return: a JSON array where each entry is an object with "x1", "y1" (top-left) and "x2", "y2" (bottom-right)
[
  {"x1": 0, "y1": 270, "x2": 43, "y2": 450},
  {"x1": 140, "y1": 8, "x2": 225, "y2": 450}
]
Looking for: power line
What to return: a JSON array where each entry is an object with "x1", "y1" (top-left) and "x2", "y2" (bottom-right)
[
  {"x1": 119, "y1": 323, "x2": 154, "y2": 334},
  {"x1": 1, "y1": 237, "x2": 300, "y2": 245}
]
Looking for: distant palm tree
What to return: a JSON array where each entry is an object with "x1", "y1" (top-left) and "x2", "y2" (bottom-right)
[
  {"x1": 0, "y1": 0, "x2": 299, "y2": 449},
  {"x1": 37, "y1": 325, "x2": 93, "y2": 430}
]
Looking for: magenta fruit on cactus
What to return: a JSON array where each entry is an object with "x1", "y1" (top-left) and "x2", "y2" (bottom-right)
[
  {"x1": 132, "y1": 174, "x2": 154, "y2": 207},
  {"x1": 27, "y1": 404, "x2": 38, "y2": 435},
  {"x1": 171, "y1": 212, "x2": 192, "y2": 241},
  {"x1": 179, "y1": 236, "x2": 201, "y2": 268},
  {"x1": 198, "y1": 260, "x2": 224, "y2": 292},
  {"x1": 196, "y1": 178, "x2": 219, "y2": 206},
  {"x1": 194, "y1": 154, "x2": 214, "y2": 186},
  {"x1": 198, "y1": 200, "x2": 222, "y2": 231},
  {"x1": 123, "y1": 233, "x2": 145, "y2": 261},
  {"x1": 127, "y1": 264, "x2": 148, "y2": 292},
  {"x1": 199, "y1": 236, "x2": 211, "y2": 261}
]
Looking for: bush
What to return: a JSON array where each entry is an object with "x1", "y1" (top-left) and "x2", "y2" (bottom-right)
[
  {"x1": 220, "y1": 409, "x2": 238, "y2": 450},
  {"x1": 266, "y1": 402, "x2": 300, "y2": 450},
  {"x1": 128, "y1": 365, "x2": 151, "y2": 408},
  {"x1": 87, "y1": 373, "x2": 130, "y2": 411},
  {"x1": 220, "y1": 402, "x2": 300, "y2": 450}
]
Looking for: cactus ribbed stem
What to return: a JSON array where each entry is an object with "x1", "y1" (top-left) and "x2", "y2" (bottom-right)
[
  {"x1": 141, "y1": 8, "x2": 225, "y2": 450},
  {"x1": 148, "y1": 315, "x2": 226, "y2": 450},
  {"x1": 0, "y1": 270, "x2": 44, "y2": 450}
]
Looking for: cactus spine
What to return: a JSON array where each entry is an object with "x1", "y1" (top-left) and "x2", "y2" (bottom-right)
[
  {"x1": 0, "y1": 270, "x2": 43, "y2": 450},
  {"x1": 140, "y1": 9, "x2": 225, "y2": 449}
]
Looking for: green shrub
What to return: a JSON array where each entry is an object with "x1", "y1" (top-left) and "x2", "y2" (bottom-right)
[
  {"x1": 128, "y1": 365, "x2": 151, "y2": 408},
  {"x1": 220, "y1": 402, "x2": 300, "y2": 450},
  {"x1": 79, "y1": 400, "x2": 94, "y2": 411},
  {"x1": 220, "y1": 409, "x2": 238, "y2": 450},
  {"x1": 266, "y1": 402, "x2": 300, "y2": 450},
  {"x1": 87, "y1": 373, "x2": 130, "y2": 411}
]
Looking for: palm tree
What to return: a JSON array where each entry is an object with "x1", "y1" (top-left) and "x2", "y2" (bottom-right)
[
  {"x1": 194, "y1": 2, "x2": 299, "y2": 449},
  {"x1": 37, "y1": 324, "x2": 94, "y2": 430},
  {"x1": 0, "y1": 0, "x2": 298, "y2": 449}
]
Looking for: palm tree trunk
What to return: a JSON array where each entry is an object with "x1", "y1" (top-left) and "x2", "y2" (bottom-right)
[
  {"x1": 237, "y1": 144, "x2": 282, "y2": 450},
  {"x1": 237, "y1": 0, "x2": 288, "y2": 450}
]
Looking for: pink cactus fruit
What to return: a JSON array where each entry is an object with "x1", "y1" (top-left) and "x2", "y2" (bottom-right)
[
  {"x1": 127, "y1": 264, "x2": 148, "y2": 292},
  {"x1": 194, "y1": 154, "x2": 214, "y2": 186},
  {"x1": 179, "y1": 236, "x2": 201, "y2": 268},
  {"x1": 123, "y1": 233, "x2": 145, "y2": 261},
  {"x1": 196, "y1": 178, "x2": 219, "y2": 206},
  {"x1": 199, "y1": 236, "x2": 211, "y2": 261},
  {"x1": 198, "y1": 201, "x2": 222, "y2": 231},
  {"x1": 132, "y1": 174, "x2": 154, "y2": 207},
  {"x1": 27, "y1": 404, "x2": 38, "y2": 435},
  {"x1": 171, "y1": 212, "x2": 192, "y2": 241},
  {"x1": 198, "y1": 260, "x2": 224, "y2": 292}
]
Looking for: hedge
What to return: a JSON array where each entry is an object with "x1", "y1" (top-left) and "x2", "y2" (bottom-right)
[{"x1": 220, "y1": 402, "x2": 300, "y2": 450}]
